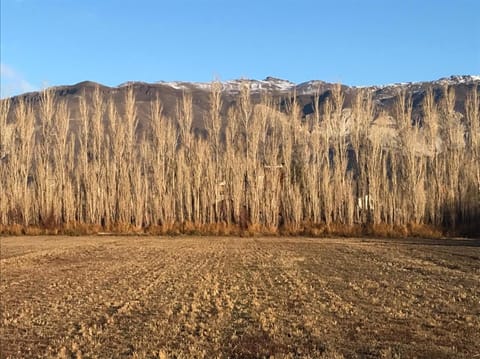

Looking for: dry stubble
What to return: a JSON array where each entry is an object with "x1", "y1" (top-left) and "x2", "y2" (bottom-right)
[{"x1": 1, "y1": 236, "x2": 479, "y2": 358}]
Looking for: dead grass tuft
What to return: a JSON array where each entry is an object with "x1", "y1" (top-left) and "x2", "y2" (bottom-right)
[{"x1": 0, "y1": 221, "x2": 462, "y2": 239}]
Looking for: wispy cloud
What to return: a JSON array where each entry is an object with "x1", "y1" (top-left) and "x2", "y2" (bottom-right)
[{"x1": 0, "y1": 63, "x2": 36, "y2": 98}]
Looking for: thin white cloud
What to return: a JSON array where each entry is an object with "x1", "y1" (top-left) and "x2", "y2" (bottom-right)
[{"x1": 0, "y1": 63, "x2": 36, "y2": 98}]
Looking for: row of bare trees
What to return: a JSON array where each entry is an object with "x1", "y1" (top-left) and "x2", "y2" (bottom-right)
[{"x1": 0, "y1": 83, "x2": 479, "y2": 235}]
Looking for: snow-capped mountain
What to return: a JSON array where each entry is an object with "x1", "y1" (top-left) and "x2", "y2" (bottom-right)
[
  {"x1": 5, "y1": 75, "x2": 479, "y2": 134},
  {"x1": 146, "y1": 75, "x2": 480, "y2": 95},
  {"x1": 153, "y1": 77, "x2": 296, "y2": 93}
]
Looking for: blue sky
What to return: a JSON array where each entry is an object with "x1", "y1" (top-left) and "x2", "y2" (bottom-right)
[{"x1": 1, "y1": 0, "x2": 479, "y2": 97}]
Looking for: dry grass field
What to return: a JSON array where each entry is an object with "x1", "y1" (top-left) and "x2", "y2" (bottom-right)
[{"x1": 1, "y1": 236, "x2": 479, "y2": 358}]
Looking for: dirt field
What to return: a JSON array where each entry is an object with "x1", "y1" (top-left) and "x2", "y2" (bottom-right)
[{"x1": 1, "y1": 236, "x2": 479, "y2": 358}]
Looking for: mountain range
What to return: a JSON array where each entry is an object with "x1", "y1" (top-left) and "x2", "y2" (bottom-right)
[{"x1": 5, "y1": 75, "x2": 480, "y2": 134}]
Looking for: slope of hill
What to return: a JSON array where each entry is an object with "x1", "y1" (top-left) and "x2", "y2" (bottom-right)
[{"x1": 6, "y1": 75, "x2": 479, "y2": 133}]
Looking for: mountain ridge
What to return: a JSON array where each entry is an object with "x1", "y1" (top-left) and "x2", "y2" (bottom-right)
[
  {"x1": 4, "y1": 75, "x2": 479, "y2": 136},
  {"x1": 7, "y1": 74, "x2": 478, "y2": 98},
  {"x1": 33, "y1": 74, "x2": 480, "y2": 95}
]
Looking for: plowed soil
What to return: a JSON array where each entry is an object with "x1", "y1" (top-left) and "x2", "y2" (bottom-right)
[{"x1": 1, "y1": 236, "x2": 479, "y2": 358}]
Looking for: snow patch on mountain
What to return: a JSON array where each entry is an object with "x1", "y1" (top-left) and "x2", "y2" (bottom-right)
[
  {"x1": 121, "y1": 75, "x2": 479, "y2": 95},
  {"x1": 156, "y1": 77, "x2": 295, "y2": 93}
]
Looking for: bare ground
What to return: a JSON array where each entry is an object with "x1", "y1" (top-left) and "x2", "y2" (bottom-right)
[{"x1": 0, "y1": 236, "x2": 479, "y2": 358}]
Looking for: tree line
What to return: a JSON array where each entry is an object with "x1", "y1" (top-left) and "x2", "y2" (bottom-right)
[{"x1": 0, "y1": 82, "x2": 478, "y2": 236}]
